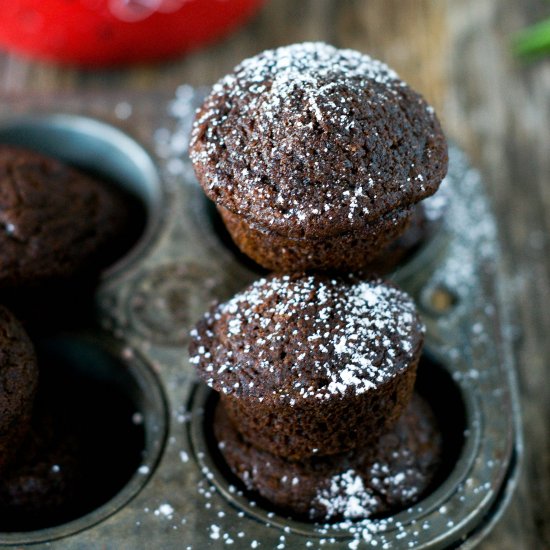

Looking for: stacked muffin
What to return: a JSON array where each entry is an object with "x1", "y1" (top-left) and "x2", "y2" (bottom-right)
[
  {"x1": 190, "y1": 42, "x2": 447, "y2": 273},
  {"x1": 189, "y1": 43, "x2": 447, "y2": 520}
]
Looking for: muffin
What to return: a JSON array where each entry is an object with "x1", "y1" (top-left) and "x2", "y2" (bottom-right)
[
  {"x1": 0, "y1": 305, "x2": 39, "y2": 474},
  {"x1": 0, "y1": 343, "x2": 147, "y2": 531},
  {"x1": 214, "y1": 393, "x2": 442, "y2": 521},
  {"x1": 0, "y1": 145, "x2": 135, "y2": 292},
  {"x1": 0, "y1": 403, "x2": 81, "y2": 531},
  {"x1": 365, "y1": 184, "x2": 448, "y2": 273},
  {"x1": 190, "y1": 42, "x2": 448, "y2": 272},
  {"x1": 190, "y1": 273, "x2": 424, "y2": 460}
]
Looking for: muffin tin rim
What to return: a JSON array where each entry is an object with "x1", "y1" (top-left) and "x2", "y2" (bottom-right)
[{"x1": 0, "y1": 112, "x2": 167, "y2": 285}]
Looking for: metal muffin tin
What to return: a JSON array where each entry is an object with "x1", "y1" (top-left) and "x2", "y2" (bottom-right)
[{"x1": 0, "y1": 88, "x2": 521, "y2": 549}]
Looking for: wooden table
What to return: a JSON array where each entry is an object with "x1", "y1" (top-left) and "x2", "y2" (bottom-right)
[{"x1": 0, "y1": 1, "x2": 548, "y2": 548}]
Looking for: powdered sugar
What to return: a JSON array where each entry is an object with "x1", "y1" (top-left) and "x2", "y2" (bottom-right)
[
  {"x1": 189, "y1": 42, "x2": 445, "y2": 238},
  {"x1": 154, "y1": 503, "x2": 175, "y2": 519},
  {"x1": 191, "y1": 275, "x2": 422, "y2": 399},
  {"x1": 314, "y1": 469, "x2": 380, "y2": 519}
]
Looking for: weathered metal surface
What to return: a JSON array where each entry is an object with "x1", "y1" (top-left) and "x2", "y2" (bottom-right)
[{"x1": 0, "y1": 89, "x2": 520, "y2": 549}]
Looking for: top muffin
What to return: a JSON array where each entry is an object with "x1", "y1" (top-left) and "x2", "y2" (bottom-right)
[{"x1": 190, "y1": 42, "x2": 447, "y2": 240}]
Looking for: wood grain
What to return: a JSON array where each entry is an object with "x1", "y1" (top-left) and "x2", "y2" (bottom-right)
[
  {"x1": 1, "y1": 1, "x2": 549, "y2": 547},
  {"x1": 445, "y1": 1, "x2": 550, "y2": 548}
]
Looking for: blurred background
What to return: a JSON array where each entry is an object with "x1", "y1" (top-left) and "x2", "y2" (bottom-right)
[{"x1": 0, "y1": 1, "x2": 548, "y2": 548}]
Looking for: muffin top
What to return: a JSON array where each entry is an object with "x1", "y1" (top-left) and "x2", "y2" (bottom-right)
[
  {"x1": 0, "y1": 146, "x2": 132, "y2": 290},
  {"x1": 190, "y1": 42, "x2": 447, "y2": 238},
  {"x1": 0, "y1": 305, "x2": 38, "y2": 429},
  {"x1": 190, "y1": 274, "x2": 424, "y2": 402}
]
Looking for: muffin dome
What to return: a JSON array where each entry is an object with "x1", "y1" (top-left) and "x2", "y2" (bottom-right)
[
  {"x1": 191, "y1": 273, "x2": 422, "y2": 399},
  {"x1": 190, "y1": 273, "x2": 424, "y2": 458},
  {"x1": 0, "y1": 146, "x2": 132, "y2": 290},
  {"x1": 190, "y1": 42, "x2": 447, "y2": 240}
]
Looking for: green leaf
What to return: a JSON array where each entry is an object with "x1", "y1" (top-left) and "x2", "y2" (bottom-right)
[{"x1": 513, "y1": 17, "x2": 550, "y2": 59}]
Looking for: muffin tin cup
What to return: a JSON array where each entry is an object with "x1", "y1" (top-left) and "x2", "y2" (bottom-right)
[
  {"x1": 0, "y1": 332, "x2": 168, "y2": 546},
  {"x1": 0, "y1": 90, "x2": 521, "y2": 549},
  {"x1": 187, "y1": 350, "x2": 516, "y2": 549},
  {"x1": 0, "y1": 113, "x2": 165, "y2": 283}
]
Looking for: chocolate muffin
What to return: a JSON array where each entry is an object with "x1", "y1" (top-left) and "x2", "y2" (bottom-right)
[
  {"x1": 190, "y1": 274, "x2": 424, "y2": 460},
  {"x1": 0, "y1": 145, "x2": 135, "y2": 292},
  {"x1": 190, "y1": 42, "x2": 448, "y2": 272},
  {"x1": 364, "y1": 188, "x2": 448, "y2": 273},
  {"x1": 214, "y1": 393, "x2": 442, "y2": 521},
  {"x1": 0, "y1": 343, "x2": 147, "y2": 531},
  {"x1": 0, "y1": 305, "x2": 38, "y2": 474},
  {"x1": 0, "y1": 404, "x2": 81, "y2": 530}
]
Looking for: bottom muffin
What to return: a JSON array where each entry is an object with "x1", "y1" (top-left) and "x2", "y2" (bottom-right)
[{"x1": 214, "y1": 394, "x2": 442, "y2": 522}]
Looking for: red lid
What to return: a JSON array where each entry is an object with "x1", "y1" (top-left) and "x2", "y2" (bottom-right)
[{"x1": 0, "y1": 0, "x2": 265, "y2": 67}]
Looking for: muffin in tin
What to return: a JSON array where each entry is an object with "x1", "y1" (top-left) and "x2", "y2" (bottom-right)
[
  {"x1": 0, "y1": 305, "x2": 38, "y2": 474},
  {"x1": 190, "y1": 42, "x2": 448, "y2": 272},
  {"x1": 0, "y1": 145, "x2": 135, "y2": 292},
  {"x1": 214, "y1": 393, "x2": 442, "y2": 521},
  {"x1": 190, "y1": 273, "x2": 424, "y2": 460},
  {"x1": 0, "y1": 402, "x2": 82, "y2": 530}
]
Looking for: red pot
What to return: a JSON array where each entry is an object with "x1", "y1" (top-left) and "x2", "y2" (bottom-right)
[{"x1": 0, "y1": 0, "x2": 264, "y2": 67}]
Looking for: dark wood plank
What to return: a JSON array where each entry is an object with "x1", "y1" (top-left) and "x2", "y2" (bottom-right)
[{"x1": 445, "y1": 1, "x2": 550, "y2": 548}]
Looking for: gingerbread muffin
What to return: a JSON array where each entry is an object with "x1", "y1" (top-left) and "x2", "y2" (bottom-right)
[
  {"x1": 0, "y1": 305, "x2": 38, "y2": 473},
  {"x1": 190, "y1": 42, "x2": 448, "y2": 272},
  {"x1": 214, "y1": 393, "x2": 442, "y2": 521},
  {"x1": 0, "y1": 146, "x2": 135, "y2": 291},
  {"x1": 190, "y1": 273, "x2": 424, "y2": 460},
  {"x1": 0, "y1": 404, "x2": 81, "y2": 530},
  {"x1": 365, "y1": 183, "x2": 449, "y2": 274}
]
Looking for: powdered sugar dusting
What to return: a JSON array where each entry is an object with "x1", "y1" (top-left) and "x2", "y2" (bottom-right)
[
  {"x1": 190, "y1": 275, "x2": 423, "y2": 399},
  {"x1": 314, "y1": 469, "x2": 380, "y2": 519},
  {"x1": 189, "y1": 42, "x2": 445, "y2": 237}
]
